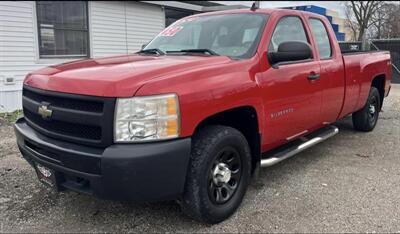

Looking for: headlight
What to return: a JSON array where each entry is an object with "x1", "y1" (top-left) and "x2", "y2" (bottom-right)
[{"x1": 114, "y1": 94, "x2": 180, "y2": 142}]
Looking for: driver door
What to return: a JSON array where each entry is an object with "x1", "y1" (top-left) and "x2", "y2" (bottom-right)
[{"x1": 259, "y1": 15, "x2": 323, "y2": 149}]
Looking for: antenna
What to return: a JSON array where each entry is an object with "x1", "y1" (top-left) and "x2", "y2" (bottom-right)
[{"x1": 250, "y1": 1, "x2": 260, "y2": 11}]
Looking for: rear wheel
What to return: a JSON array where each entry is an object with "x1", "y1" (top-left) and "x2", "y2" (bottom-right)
[
  {"x1": 352, "y1": 87, "x2": 381, "y2": 132},
  {"x1": 180, "y1": 125, "x2": 251, "y2": 224}
]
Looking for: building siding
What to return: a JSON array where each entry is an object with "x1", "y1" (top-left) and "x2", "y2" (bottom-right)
[
  {"x1": 0, "y1": 1, "x2": 164, "y2": 112},
  {"x1": 1, "y1": 1, "x2": 37, "y2": 112},
  {"x1": 90, "y1": 1, "x2": 128, "y2": 57},
  {"x1": 90, "y1": 1, "x2": 164, "y2": 57},
  {"x1": 125, "y1": 2, "x2": 165, "y2": 52}
]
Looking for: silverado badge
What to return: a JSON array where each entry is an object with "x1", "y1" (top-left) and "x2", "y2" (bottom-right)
[{"x1": 38, "y1": 104, "x2": 53, "y2": 119}]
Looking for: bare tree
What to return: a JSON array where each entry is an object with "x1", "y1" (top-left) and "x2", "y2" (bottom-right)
[
  {"x1": 345, "y1": 1, "x2": 383, "y2": 41},
  {"x1": 370, "y1": 3, "x2": 389, "y2": 38},
  {"x1": 368, "y1": 2, "x2": 400, "y2": 39},
  {"x1": 384, "y1": 3, "x2": 400, "y2": 38},
  {"x1": 344, "y1": 3, "x2": 359, "y2": 41}
]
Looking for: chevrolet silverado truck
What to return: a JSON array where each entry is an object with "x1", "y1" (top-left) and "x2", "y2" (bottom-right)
[{"x1": 15, "y1": 9, "x2": 392, "y2": 223}]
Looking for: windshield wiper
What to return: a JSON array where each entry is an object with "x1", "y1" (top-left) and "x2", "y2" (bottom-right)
[
  {"x1": 137, "y1": 48, "x2": 165, "y2": 55},
  {"x1": 166, "y1": 49, "x2": 220, "y2": 56}
]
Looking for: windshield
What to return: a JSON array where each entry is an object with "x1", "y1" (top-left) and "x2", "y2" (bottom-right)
[{"x1": 144, "y1": 13, "x2": 269, "y2": 59}]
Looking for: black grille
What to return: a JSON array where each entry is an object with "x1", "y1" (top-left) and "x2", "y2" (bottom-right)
[
  {"x1": 24, "y1": 88, "x2": 104, "y2": 113},
  {"x1": 22, "y1": 86, "x2": 116, "y2": 147},
  {"x1": 24, "y1": 109, "x2": 101, "y2": 140}
]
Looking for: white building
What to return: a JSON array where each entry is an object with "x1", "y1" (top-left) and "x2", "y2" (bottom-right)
[{"x1": 0, "y1": 1, "x2": 246, "y2": 112}]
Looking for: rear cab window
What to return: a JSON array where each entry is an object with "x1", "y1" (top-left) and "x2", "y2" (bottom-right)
[{"x1": 308, "y1": 18, "x2": 332, "y2": 59}]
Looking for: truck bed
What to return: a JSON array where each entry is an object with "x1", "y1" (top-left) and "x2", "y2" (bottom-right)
[
  {"x1": 341, "y1": 50, "x2": 388, "y2": 55},
  {"x1": 339, "y1": 50, "x2": 392, "y2": 118},
  {"x1": 338, "y1": 41, "x2": 389, "y2": 55}
]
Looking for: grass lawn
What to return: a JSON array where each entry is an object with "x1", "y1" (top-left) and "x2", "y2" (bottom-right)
[{"x1": 0, "y1": 110, "x2": 23, "y2": 124}]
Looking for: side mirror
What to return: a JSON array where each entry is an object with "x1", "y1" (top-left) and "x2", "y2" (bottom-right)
[
  {"x1": 141, "y1": 44, "x2": 147, "y2": 49},
  {"x1": 268, "y1": 41, "x2": 312, "y2": 65}
]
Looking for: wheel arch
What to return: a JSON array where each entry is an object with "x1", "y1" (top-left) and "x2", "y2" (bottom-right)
[
  {"x1": 371, "y1": 74, "x2": 385, "y2": 110},
  {"x1": 192, "y1": 105, "x2": 262, "y2": 175}
]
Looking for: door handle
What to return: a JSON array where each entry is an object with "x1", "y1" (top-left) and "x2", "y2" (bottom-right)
[{"x1": 308, "y1": 73, "x2": 320, "y2": 80}]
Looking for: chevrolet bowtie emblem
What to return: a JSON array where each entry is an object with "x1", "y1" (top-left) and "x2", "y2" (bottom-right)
[{"x1": 38, "y1": 104, "x2": 53, "y2": 119}]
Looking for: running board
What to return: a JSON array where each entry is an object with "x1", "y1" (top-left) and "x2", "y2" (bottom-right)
[{"x1": 260, "y1": 125, "x2": 339, "y2": 168}]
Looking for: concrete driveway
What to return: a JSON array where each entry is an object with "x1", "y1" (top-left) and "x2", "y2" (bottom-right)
[{"x1": 1, "y1": 85, "x2": 399, "y2": 233}]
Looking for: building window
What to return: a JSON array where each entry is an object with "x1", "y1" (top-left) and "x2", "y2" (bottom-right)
[
  {"x1": 165, "y1": 8, "x2": 195, "y2": 27},
  {"x1": 36, "y1": 1, "x2": 89, "y2": 58}
]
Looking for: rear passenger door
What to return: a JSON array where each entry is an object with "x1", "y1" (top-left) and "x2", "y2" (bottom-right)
[
  {"x1": 259, "y1": 15, "x2": 323, "y2": 148},
  {"x1": 308, "y1": 17, "x2": 345, "y2": 124}
]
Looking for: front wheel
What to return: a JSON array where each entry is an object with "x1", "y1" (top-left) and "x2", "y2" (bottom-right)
[
  {"x1": 352, "y1": 87, "x2": 381, "y2": 132},
  {"x1": 180, "y1": 125, "x2": 252, "y2": 224}
]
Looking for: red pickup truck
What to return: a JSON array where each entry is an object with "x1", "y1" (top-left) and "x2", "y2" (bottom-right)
[{"x1": 15, "y1": 9, "x2": 392, "y2": 223}]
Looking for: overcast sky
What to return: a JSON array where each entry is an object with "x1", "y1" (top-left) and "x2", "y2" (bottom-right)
[{"x1": 211, "y1": 1, "x2": 346, "y2": 18}]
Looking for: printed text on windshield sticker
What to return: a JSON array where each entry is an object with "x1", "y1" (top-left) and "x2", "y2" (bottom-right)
[
  {"x1": 176, "y1": 17, "x2": 199, "y2": 25},
  {"x1": 159, "y1": 26, "x2": 183, "y2": 37}
]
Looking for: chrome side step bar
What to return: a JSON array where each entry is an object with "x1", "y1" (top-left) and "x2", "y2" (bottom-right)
[{"x1": 260, "y1": 125, "x2": 339, "y2": 168}]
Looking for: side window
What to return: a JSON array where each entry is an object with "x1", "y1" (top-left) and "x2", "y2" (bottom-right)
[
  {"x1": 269, "y1": 16, "x2": 308, "y2": 52},
  {"x1": 309, "y1": 19, "x2": 332, "y2": 59}
]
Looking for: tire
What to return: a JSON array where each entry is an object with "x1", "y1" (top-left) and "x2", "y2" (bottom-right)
[
  {"x1": 352, "y1": 87, "x2": 381, "y2": 132},
  {"x1": 180, "y1": 125, "x2": 252, "y2": 224}
]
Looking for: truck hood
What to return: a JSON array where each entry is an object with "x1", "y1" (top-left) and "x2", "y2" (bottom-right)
[{"x1": 24, "y1": 54, "x2": 232, "y2": 97}]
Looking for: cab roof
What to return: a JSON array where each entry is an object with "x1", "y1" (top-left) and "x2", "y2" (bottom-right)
[{"x1": 187, "y1": 8, "x2": 324, "y2": 19}]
